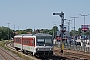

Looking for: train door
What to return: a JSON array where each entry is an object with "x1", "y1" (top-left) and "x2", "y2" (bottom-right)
[
  {"x1": 32, "y1": 38, "x2": 35, "y2": 47},
  {"x1": 32, "y1": 37, "x2": 35, "y2": 55},
  {"x1": 21, "y1": 36, "x2": 23, "y2": 51}
]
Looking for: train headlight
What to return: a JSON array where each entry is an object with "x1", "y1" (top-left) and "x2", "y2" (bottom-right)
[
  {"x1": 36, "y1": 48, "x2": 39, "y2": 51},
  {"x1": 38, "y1": 48, "x2": 39, "y2": 50},
  {"x1": 50, "y1": 48, "x2": 53, "y2": 50},
  {"x1": 50, "y1": 48, "x2": 52, "y2": 50}
]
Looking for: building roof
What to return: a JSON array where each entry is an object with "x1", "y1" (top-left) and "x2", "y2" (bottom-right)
[{"x1": 15, "y1": 33, "x2": 52, "y2": 37}]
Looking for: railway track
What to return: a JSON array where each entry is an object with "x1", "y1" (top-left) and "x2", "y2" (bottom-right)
[
  {"x1": 6, "y1": 41, "x2": 69, "y2": 60},
  {"x1": 8, "y1": 41, "x2": 90, "y2": 60},
  {"x1": 0, "y1": 47, "x2": 18, "y2": 60},
  {"x1": 7, "y1": 41, "x2": 89, "y2": 60},
  {"x1": 6, "y1": 41, "x2": 39, "y2": 60},
  {"x1": 54, "y1": 46, "x2": 89, "y2": 60}
]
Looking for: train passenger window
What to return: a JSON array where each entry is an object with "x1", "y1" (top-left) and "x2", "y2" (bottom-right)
[
  {"x1": 25, "y1": 40, "x2": 27, "y2": 44},
  {"x1": 27, "y1": 39, "x2": 29, "y2": 44},
  {"x1": 24, "y1": 40, "x2": 26, "y2": 44},
  {"x1": 23, "y1": 39, "x2": 25, "y2": 44},
  {"x1": 28, "y1": 40, "x2": 30, "y2": 44},
  {"x1": 16, "y1": 39, "x2": 17, "y2": 42},
  {"x1": 27, "y1": 40, "x2": 29, "y2": 44},
  {"x1": 27, "y1": 40, "x2": 28, "y2": 44}
]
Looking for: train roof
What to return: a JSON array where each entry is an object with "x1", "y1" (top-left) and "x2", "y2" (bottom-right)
[
  {"x1": 34, "y1": 33, "x2": 52, "y2": 36},
  {"x1": 15, "y1": 34, "x2": 33, "y2": 36},
  {"x1": 15, "y1": 33, "x2": 52, "y2": 37}
]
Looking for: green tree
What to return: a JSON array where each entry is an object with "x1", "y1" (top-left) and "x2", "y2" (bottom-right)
[
  {"x1": 0, "y1": 26, "x2": 13, "y2": 40},
  {"x1": 48, "y1": 30, "x2": 53, "y2": 35},
  {"x1": 78, "y1": 28, "x2": 82, "y2": 36},
  {"x1": 70, "y1": 30, "x2": 75, "y2": 36},
  {"x1": 52, "y1": 26, "x2": 59, "y2": 38},
  {"x1": 26, "y1": 28, "x2": 33, "y2": 33},
  {"x1": 18, "y1": 30, "x2": 27, "y2": 34},
  {"x1": 42, "y1": 29, "x2": 49, "y2": 33}
]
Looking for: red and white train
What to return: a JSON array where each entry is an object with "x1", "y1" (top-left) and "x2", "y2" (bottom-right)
[{"x1": 14, "y1": 33, "x2": 53, "y2": 58}]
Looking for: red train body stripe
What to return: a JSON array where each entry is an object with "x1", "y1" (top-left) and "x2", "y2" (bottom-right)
[{"x1": 14, "y1": 37, "x2": 35, "y2": 47}]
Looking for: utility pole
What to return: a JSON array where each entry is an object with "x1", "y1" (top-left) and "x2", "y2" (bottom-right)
[
  {"x1": 26, "y1": 27, "x2": 27, "y2": 33},
  {"x1": 53, "y1": 11, "x2": 65, "y2": 53},
  {"x1": 70, "y1": 17, "x2": 78, "y2": 48},
  {"x1": 7, "y1": 23, "x2": 10, "y2": 40},
  {"x1": 65, "y1": 19, "x2": 72, "y2": 37},
  {"x1": 70, "y1": 17, "x2": 78, "y2": 34},
  {"x1": 18, "y1": 26, "x2": 19, "y2": 34},
  {"x1": 67, "y1": 20, "x2": 72, "y2": 37},
  {"x1": 14, "y1": 25, "x2": 15, "y2": 37},
  {"x1": 79, "y1": 14, "x2": 89, "y2": 52},
  {"x1": 64, "y1": 19, "x2": 72, "y2": 45},
  {"x1": 79, "y1": 14, "x2": 89, "y2": 27}
]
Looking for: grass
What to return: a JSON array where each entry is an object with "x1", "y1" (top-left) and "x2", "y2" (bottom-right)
[{"x1": 0, "y1": 40, "x2": 34, "y2": 60}]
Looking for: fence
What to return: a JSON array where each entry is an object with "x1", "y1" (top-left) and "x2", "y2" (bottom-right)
[{"x1": 54, "y1": 41, "x2": 90, "y2": 52}]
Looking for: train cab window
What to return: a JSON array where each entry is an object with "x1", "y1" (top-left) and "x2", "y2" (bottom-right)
[
  {"x1": 45, "y1": 39, "x2": 52, "y2": 46},
  {"x1": 36, "y1": 38, "x2": 53, "y2": 46},
  {"x1": 37, "y1": 39, "x2": 44, "y2": 43},
  {"x1": 36, "y1": 39, "x2": 44, "y2": 46},
  {"x1": 45, "y1": 39, "x2": 52, "y2": 43}
]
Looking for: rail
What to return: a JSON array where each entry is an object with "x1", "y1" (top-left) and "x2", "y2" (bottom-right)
[{"x1": 0, "y1": 47, "x2": 18, "y2": 60}]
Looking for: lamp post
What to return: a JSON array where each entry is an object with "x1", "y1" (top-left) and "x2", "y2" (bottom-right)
[
  {"x1": 70, "y1": 17, "x2": 78, "y2": 34},
  {"x1": 70, "y1": 17, "x2": 78, "y2": 49},
  {"x1": 65, "y1": 19, "x2": 72, "y2": 37},
  {"x1": 67, "y1": 20, "x2": 72, "y2": 37},
  {"x1": 79, "y1": 14, "x2": 89, "y2": 27},
  {"x1": 7, "y1": 23, "x2": 10, "y2": 40},
  {"x1": 79, "y1": 14, "x2": 89, "y2": 52},
  {"x1": 79, "y1": 14, "x2": 89, "y2": 36}
]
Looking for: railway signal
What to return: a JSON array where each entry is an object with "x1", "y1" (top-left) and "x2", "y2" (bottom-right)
[{"x1": 53, "y1": 11, "x2": 65, "y2": 53}]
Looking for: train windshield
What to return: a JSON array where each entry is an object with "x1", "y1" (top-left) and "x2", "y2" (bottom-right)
[{"x1": 36, "y1": 36, "x2": 53, "y2": 46}]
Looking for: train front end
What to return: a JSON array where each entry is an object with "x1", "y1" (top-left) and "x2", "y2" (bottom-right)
[{"x1": 35, "y1": 34, "x2": 53, "y2": 58}]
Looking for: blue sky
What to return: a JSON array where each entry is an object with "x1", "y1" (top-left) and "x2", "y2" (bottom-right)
[{"x1": 0, "y1": 0, "x2": 90, "y2": 31}]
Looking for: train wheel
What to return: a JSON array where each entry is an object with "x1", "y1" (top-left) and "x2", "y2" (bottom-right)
[
  {"x1": 25, "y1": 51, "x2": 28, "y2": 55},
  {"x1": 15, "y1": 48, "x2": 18, "y2": 51},
  {"x1": 22, "y1": 50, "x2": 25, "y2": 54},
  {"x1": 30, "y1": 52, "x2": 33, "y2": 56}
]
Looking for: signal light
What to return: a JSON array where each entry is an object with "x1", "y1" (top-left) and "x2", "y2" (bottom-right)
[{"x1": 53, "y1": 13, "x2": 55, "y2": 15}]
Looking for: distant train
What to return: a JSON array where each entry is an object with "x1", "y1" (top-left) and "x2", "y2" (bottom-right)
[{"x1": 14, "y1": 33, "x2": 53, "y2": 58}]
